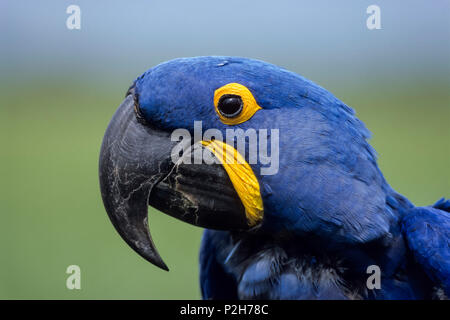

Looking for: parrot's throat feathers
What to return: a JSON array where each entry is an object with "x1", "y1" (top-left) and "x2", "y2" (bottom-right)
[{"x1": 202, "y1": 140, "x2": 263, "y2": 227}]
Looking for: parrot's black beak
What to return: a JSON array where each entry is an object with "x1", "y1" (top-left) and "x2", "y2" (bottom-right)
[{"x1": 99, "y1": 89, "x2": 248, "y2": 271}]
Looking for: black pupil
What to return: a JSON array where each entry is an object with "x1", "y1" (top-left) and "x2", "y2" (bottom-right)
[{"x1": 218, "y1": 94, "x2": 243, "y2": 118}]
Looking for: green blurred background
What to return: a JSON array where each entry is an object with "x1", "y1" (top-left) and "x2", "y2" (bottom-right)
[{"x1": 1, "y1": 1, "x2": 449, "y2": 299}]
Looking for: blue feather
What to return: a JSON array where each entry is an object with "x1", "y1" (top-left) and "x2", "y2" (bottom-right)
[{"x1": 134, "y1": 56, "x2": 448, "y2": 299}]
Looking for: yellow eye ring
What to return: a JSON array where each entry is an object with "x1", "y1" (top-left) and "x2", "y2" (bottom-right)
[{"x1": 214, "y1": 83, "x2": 262, "y2": 125}]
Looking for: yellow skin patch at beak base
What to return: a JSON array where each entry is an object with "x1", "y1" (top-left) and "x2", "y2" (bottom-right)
[{"x1": 201, "y1": 140, "x2": 264, "y2": 227}]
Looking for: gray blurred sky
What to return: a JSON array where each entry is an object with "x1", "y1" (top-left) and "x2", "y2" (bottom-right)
[{"x1": 1, "y1": 0, "x2": 449, "y2": 87}]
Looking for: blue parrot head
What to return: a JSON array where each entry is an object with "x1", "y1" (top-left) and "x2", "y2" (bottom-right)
[{"x1": 100, "y1": 56, "x2": 396, "y2": 270}]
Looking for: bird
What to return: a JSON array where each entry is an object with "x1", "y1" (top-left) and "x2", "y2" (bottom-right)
[{"x1": 99, "y1": 56, "x2": 449, "y2": 300}]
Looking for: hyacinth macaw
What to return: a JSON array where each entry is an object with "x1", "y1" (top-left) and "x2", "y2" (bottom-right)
[{"x1": 99, "y1": 56, "x2": 449, "y2": 299}]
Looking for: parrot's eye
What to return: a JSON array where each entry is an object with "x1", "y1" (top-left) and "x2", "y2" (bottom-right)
[
  {"x1": 214, "y1": 83, "x2": 262, "y2": 125},
  {"x1": 217, "y1": 94, "x2": 243, "y2": 118}
]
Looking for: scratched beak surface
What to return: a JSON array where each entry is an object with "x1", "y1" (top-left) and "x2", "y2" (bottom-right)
[{"x1": 99, "y1": 93, "x2": 248, "y2": 270}]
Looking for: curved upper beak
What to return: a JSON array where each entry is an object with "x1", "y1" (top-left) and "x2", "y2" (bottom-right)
[{"x1": 99, "y1": 89, "x2": 249, "y2": 271}]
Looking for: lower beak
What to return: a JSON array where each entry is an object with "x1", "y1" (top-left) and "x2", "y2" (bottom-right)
[{"x1": 99, "y1": 91, "x2": 251, "y2": 271}]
